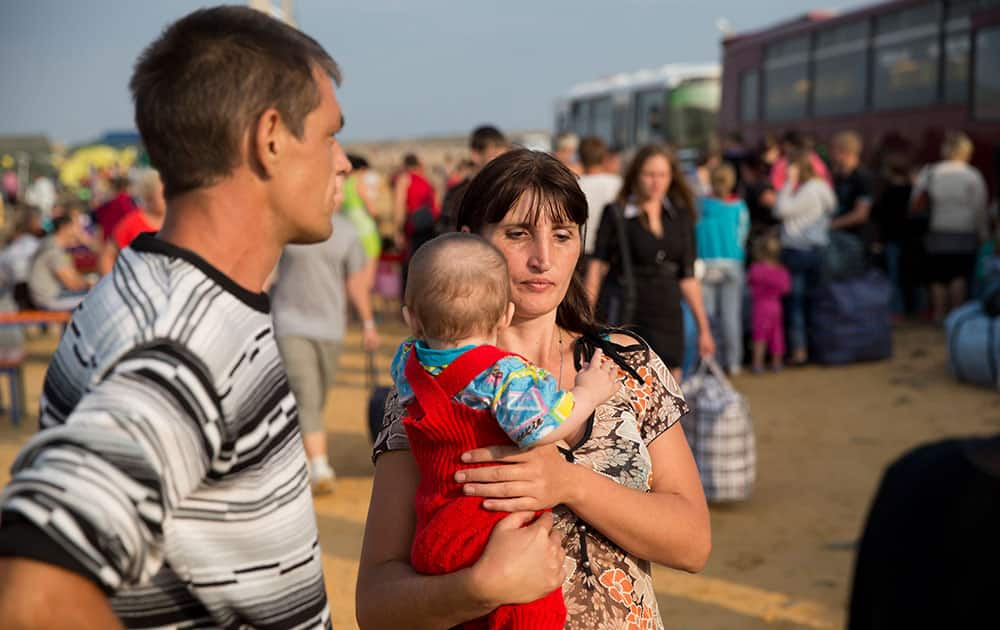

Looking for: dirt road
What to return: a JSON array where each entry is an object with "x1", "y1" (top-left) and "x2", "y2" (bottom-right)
[{"x1": 1, "y1": 322, "x2": 995, "y2": 629}]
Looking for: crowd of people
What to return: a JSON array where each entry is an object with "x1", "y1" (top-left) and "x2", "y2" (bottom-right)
[
  {"x1": 0, "y1": 168, "x2": 167, "y2": 322},
  {"x1": 0, "y1": 5, "x2": 996, "y2": 629}
]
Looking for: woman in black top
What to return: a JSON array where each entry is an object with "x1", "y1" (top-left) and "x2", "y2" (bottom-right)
[{"x1": 586, "y1": 145, "x2": 715, "y2": 378}]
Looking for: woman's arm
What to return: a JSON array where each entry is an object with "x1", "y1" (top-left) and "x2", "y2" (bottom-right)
[
  {"x1": 356, "y1": 175, "x2": 379, "y2": 219},
  {"x1": 774, "y1": 182, "x2": 811, "y2": 220},
  {"x1": 392, "y1": 174, "x2": 410, "y2": 246},
  {"x1": 457, "y1": 429, "x2": 711, "y2": 572},
  {"x1": 355, "y1": 451, "x2": 566, "y2": 629},
  {"x1": 679, "y1": 217, "x2": 714, "y2": 359},
  {"x1": 680, "y1": 277, "x2": 713, "y2": 354}
]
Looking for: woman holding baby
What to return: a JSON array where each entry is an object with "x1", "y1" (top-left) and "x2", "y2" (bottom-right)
[{"x1": 356, "y1": 149, "x2": 710, "y2": 629}]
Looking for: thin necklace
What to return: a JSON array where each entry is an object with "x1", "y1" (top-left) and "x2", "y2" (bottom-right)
[{"x1": 557, "y1": 327, "x2": 564, "y2": 387}]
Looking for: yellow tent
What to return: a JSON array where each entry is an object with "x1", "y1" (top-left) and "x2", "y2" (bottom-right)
[{"x1": 58, "y1": 145, "x2": 138, "y2": 186}]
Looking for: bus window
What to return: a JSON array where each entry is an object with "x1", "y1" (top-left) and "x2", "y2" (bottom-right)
[
  {"x1": 613, "y1": 100, "x2": 630, "y2": 150},
  {"x1": 764, "y1": 35, "x2": 810, "y2": 122},
  {"x1": 592, "y1": 97, "x2": 614, "y2": 145},
  {"x1": 740, "y1": 70, "x2": 759, "y2": 122},
  {"x1": 571, "y1": 100, "x2": 592, "y2": 137},
  {"x1": 668, "y1": 79, "x2": 721, "y2": 151},
  {"x1": 633, "y1": 88, "x2": 666, "y2": 146},
  {"x1": 872, "y1": 3, "x2": 942, "y2": 111},
  {"x1": 974, "y1": 26, "x2": 1000, "y2": 120},
  {"x1": 813, "y1": 20, "x2": 869, "y2": 117},
  {"x1": 944, "y1": 0, "x2": 974, "y2": 105}
]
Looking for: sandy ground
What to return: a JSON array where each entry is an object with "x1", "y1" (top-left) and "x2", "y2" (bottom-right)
[{"x1": 0, "y1": 319, "x2": 996, "y2": 629}]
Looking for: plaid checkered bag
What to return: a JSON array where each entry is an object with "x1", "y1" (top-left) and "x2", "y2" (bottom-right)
[{"x1": 681, "y1": 357, "x2": 756, "y2": 502}]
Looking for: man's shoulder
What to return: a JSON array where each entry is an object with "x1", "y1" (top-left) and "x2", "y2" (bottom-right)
[{"x1": 332, "y1": 213, "x2": 359, "y2": 240}]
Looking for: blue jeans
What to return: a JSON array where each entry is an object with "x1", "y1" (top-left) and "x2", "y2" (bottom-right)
[
  {"x1": 701, "y1": 261, "x2": 744, "y2": 370},
  {"x1": 781, "y1": 247, "x2": 824, "y2": 355},
  {"x1": 884, "y1": 241, "x2": 904, "y2": 315}
]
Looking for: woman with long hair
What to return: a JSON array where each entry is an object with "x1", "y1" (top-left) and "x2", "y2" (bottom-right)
[
  {"x1": 357, "y1": 149, "x2": 710, "y2": 630},
  {"x1": 774, "y1": 150, "x2": 837, "y2": 364},
  {"x1": 585, "y1": 144, "x2": 716, "y2": 380}
]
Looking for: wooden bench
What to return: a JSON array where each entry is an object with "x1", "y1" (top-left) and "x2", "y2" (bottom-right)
[
  {"x1": 0, "y1": 311, "x2": 71, "y2": 425},
  {"x1": 0, "y1": 350, "x2": 27, "y2": 425},
  {"x1": 0, "y1": 310, "x2": 72, "y2": 326}
]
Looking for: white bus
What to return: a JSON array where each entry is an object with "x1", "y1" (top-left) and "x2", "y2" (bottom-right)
[{"x1": 554, "y1": 63, "x2": 721, "y2": 154}]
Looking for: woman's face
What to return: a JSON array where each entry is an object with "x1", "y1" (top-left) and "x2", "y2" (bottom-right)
[
  {"x1": 637, "y1": 154, "x2": 671, "y2": 202},
  {"x1": 480, "y1": 192, "x2": 581, "y2": 322}
]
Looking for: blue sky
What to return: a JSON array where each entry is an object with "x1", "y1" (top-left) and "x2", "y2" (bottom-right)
[{"x1": 0, "y1": 0, "x2": 873, "y2": 144}]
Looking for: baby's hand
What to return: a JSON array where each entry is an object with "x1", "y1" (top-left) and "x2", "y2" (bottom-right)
[{"x1": 574, "y1": 349, "x2": 619, "y2": 404}]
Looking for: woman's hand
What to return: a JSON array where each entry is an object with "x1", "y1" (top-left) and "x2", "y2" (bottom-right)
[
  {"x1": 456, "y1": 444, "x2": 577, "y2": 512},
  {"x1": 469, "y1": 511, "x2": 566, "y2": 607},
  {"x1": 698, "y1": 329, "x2": 716, "y2": 359}
]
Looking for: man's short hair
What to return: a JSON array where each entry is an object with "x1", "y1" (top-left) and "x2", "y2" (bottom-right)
[
  {"x1": 781, "y1": 129, "x2": 805, "y2": 150},
  {"x1": 554, "y1": 132, "x2": 579, "y2": 153},
  {"x1": 578, "y1": 136, "x2": 608, "y2": 170},
  {"x1": 404, "y1": 233, "x2": 511, "y2": 342},
  {"x1": 50, "y1": 215, "x2": 74, "y2": 234},
  {"x1": 833, "y1": 130, "x2": 863, "y2": 156},
  {"x1": 112, "y1": 176, "x2": 131, "y2": 192},
  {"x1": 403, "y1": 153, "x2": 420, "y2": 169},
  {"x1": 469, "y1": 125, "x2": 507, "y2": 152},
  {"x1": 129, "y1": 6, "x2": 341, "y2": 199},
  {"x1": 347, "y1": 154, "x2": 369, "y2": 170}
]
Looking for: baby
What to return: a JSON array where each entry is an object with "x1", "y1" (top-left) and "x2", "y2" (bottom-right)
[{"x1": 391, "y1": 232, "x2": 619, "y2": 629}]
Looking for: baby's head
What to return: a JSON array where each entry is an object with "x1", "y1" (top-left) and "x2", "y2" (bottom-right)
[{"x1": 403, "y1": 233, "x2": 514, "y2": 344}]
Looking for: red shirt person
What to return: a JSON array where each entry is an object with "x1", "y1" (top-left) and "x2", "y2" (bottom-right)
[
  {"x1": 93, "y1": 176, "x2": 139, "y2": 240},
  {"x1": 98, "y1": 170, "x2": 167, "y2": 275}
]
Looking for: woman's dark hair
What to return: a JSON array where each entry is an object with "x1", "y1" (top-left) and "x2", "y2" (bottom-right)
[
  {"x1": 618, "y1": 144, "x2": 696, "y2": 216},
  {"x1": 455, "y1": 148, "x2": 597, "y2": 334}
]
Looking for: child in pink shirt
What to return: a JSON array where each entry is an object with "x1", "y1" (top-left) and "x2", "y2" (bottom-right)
[{"x1": 747, "y1": 235, "x2": 792, "y2": 372}]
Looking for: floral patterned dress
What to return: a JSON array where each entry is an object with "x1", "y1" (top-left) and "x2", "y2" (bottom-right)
[{"x1": 373, "y1": 330, "x2": 690, "y2": 630}]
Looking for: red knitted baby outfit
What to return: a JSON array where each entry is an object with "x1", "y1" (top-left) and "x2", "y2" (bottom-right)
[{"x1": 403, "y1": 345, "x2": 566, "y2": 629}]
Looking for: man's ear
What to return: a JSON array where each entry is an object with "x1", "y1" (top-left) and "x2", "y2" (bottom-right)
[{"x1": 251, "y1": 107, "x2": 284, "y2": 179}]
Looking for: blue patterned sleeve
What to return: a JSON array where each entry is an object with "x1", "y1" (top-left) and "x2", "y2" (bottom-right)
[
  {"x1": 469, "y1": 356, "x2": 575, "y2": 449},
  {"x1": 389, "y1": 338, "x2": 417, "y2": 404}
]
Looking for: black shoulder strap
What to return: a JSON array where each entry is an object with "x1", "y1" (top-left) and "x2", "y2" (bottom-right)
[
  {"x1": 573, "y1": 328, "x2": 645, "y2": 383},
  {"x1": 608, "y1": 204, "x2": 637, "y2": 324}
]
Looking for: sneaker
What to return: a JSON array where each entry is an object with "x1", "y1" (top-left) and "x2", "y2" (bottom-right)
[
  {"x1": 311, "y1": 469, "x2": 336, "y2": 496},
  {"x1": 309, "y1": 460, "x2": 336, "y2": 496}
]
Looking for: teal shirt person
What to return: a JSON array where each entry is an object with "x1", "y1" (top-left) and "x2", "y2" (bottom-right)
[{"x1": 696, "y1": 196, "x2": 750, "y2": 262}]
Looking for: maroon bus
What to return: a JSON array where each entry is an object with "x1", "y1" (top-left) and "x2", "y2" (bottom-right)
[{"x1": 719, "y1": 0, "x2": 1000, "y2": 194}]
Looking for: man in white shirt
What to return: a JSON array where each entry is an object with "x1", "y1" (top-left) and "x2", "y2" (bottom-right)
[{"x1": 577, "y1": 137, "x2": 622, "y2": 256}]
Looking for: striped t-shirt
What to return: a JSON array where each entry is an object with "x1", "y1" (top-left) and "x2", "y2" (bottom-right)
[{"x1": 0, "y1": 234, "x2": 330, "y2": 628}]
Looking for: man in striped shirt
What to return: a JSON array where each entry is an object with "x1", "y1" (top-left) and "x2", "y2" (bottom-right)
[{"x1": 0, "y1": 6, "x2": 350, "y2": 628}]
